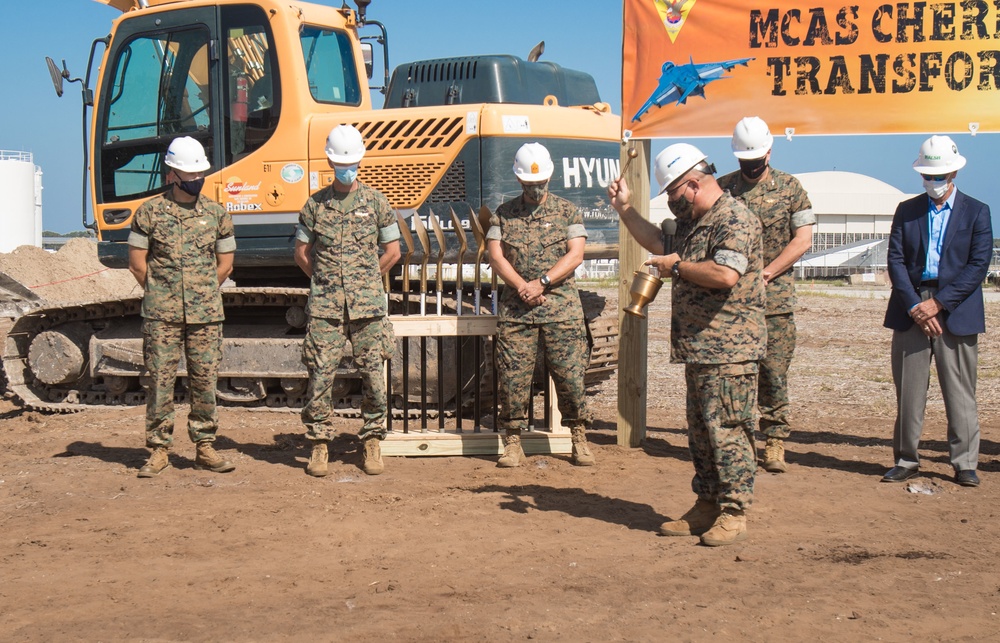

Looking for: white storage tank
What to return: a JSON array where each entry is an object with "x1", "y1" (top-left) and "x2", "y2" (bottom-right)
[
  {"x1": 34, "y1": 165, "x2": 44, "y2": 248},
  {"x1": 0, "y1": 151, "x2": 41, "y2": 253}
]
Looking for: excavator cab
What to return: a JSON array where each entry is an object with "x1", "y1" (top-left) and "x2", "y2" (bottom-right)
[{"x1": 92, "y1": 3, "x2": 289, "y2": 263}]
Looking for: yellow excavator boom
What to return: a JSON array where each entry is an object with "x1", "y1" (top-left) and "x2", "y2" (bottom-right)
[{"x1": 92, "y1": 0, "x2": 187, "y2": 12}]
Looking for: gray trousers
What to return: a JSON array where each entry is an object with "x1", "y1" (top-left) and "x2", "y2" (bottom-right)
[{"x1": 890, "y1": 312, "x2": 980, "y2": 471}]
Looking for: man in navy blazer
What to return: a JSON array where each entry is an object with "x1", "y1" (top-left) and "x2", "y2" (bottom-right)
[{"x1": 882, "y1": 135, "x2": 992, "y2": 487}]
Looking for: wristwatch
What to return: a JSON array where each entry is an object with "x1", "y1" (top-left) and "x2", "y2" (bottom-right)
[
  {"x1": 539, "y1": 274, "x2": 552, "y2": 288},
  {"x1": 671, "y1": 261, "x2": 682, "y2": 280}
]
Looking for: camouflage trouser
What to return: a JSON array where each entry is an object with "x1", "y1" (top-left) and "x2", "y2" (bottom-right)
[
  {"x1": 496, "y1": 319, "x2": 591, "y2": 433},
  {"x1": 142, "y1": 319, "x2": 222, "y2": 447},
  {"x1": 759, "y1": 313, "x2": 796, "y2": 439},
  {"x1": 686, "y1": 361, "x2": 758, "y2": 512},
  {"x1": 302, "y1": 315, "x2": 395, "y2": 442}
]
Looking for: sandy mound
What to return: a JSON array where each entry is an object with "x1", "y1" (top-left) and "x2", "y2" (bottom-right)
[{"x1": 0, "y1": 238, "x2": 140, "y2": 304}]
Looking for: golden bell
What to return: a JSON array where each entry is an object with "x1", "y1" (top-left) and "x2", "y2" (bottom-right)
[{"x1": 623, "y1": 269, "x2": 663, "y2": 318}]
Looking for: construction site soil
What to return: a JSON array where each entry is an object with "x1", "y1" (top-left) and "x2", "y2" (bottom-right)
[{"x1": 2, "y1": 242, "x2": 999, "y2": 641}]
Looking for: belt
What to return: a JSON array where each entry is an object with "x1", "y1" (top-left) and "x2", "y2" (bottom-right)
[{"x1": 920, "y1": 280, "x2": 939, "y2": 288}]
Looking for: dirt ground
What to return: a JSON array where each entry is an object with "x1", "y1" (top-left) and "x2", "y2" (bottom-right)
[{"x1": 2, "y1": 283, "x2": 1000, "y2": 642}]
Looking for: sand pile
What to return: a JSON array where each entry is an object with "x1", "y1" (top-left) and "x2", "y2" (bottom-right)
[{"x1": 0, "y1": 238, "x2": 140, "y2": 304}]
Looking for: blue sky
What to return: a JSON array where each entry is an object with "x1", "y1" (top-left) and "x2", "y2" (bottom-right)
[{"x1": 3, "y1": 0, "x2": 998, "y2": 233}]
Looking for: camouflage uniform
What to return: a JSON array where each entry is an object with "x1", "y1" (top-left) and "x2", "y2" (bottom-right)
[
  {"x1": 128, "y1": 192, "x2": 236, "y2": 447},
  {"x1": 719, "y1": 168, "x2": 814, "y2": 440},
  {"x1": 670, "y1": 193, "x2": 766, "y2": 512},
  {"x1": 296, "y1": 182, "x2": 399, "y2": 441},
  {"x1": 487, "y1": 193, "x2": 592, "y2": 436}
]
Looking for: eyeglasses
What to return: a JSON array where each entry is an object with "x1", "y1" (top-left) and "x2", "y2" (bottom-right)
[
  {"x1": 664, "y1": 178, "x2": 694, "y2": 200},
  {"x1": 921, "y1": 174, "x2": 947, "y2": 181}
]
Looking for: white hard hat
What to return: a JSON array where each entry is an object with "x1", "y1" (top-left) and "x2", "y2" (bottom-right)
[
  {"x1": 325, "y1": 124, "x2": 366, "y2": 164},
  {"x1": 513, "y1": 142, "x2": 554, "y2": 182},
  {"x1": 731, "y1": 116, "x2": 773, "y2": 160},
  {"x1": 912, "y1": 135, "x2": 966, "y2": 174},
  {"x1": 164, "y1": 136, "x2": 210, "y2": 172},
  {"x1": 654, "y1": 143, "x2": 707, "y2": 195}
]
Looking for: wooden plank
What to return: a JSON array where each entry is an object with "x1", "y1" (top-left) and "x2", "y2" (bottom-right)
[
  {"x1": 389, "y1": 315, "x2": 497, "y2": 337},
  {"x1": 617, "y1": 139, "x2": 651, "y2": 448},
  {"x1": 548, "y1": 375, "x2": 563, "y2": 432},
  {"x1": 382, "y1": 430, "x2": 572, "y2": 457}
]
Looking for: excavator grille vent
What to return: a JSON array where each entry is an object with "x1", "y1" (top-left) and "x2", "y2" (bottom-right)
[
  {"x1": 354, "y1": 162, "x2": 446, "y2": 208},
  {"x1": 328, "y1": 116, "x2": 469, "y2": 208},
  {"x1": 399, "y1": 59, "x2": 478, "y2": 84},
  {"x1": 356, "y1": 116, "x2": 466, "y2": 153},
  {"x1": 427, "y1": 161, "x2": 466, "y2": 203}
]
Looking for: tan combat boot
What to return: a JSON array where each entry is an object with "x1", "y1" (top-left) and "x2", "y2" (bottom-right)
[
  {"x1": 570, "y1": 426, "x2": 596, "y2": 466},
  {"x1": 306, "y1": 441, "x2": 330, "y2": 477},
  {"x1": 497, "y1": 432, "x2": 525, "y2": 468},
  {"x1": 659, "y1": 498, "x2": 721, "y2": 536},
  {"x1": 700, "y1": 509, "x2": 747, "y2": 547},
  {"x1": 194, "y1": 441, "x2": 236, "y2": 473},
  {"x1": 362, "y1": 438, "x2": 384, "y2": 475},
  {"x1": 762, "y1": 437, "x2": 788, "y2": 473},
  {"x1": 137, "y1": 445, "x2": 170, "y2": 478}
]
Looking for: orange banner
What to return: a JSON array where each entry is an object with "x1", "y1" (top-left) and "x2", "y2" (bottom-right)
[{"x1": 623, "y1": 0, "x2": 1000, "y2": 138}]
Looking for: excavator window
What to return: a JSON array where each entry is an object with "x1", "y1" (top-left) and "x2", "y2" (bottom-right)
[
  {"x1": 299, "y1": 26, "x2": 361, "y2": 106},
  {"x1": 99, "y1": 27, "x2": 212, "y2": 202},
  {"x1": 223, "y1": 5, "x2": 280, "y2": 163}
]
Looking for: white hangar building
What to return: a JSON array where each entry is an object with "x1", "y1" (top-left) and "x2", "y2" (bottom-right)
[{"x1": 645, "y1": 170, "x2": 914, "y2": 278}]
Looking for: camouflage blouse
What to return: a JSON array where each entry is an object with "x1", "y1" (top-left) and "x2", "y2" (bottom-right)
[
  {"x1": 671, "y1": 193, "x2": 766, "y2": 365},
  {"x1": 488, "y1": 193, "x2": 587, "y2": 324},
  {"x1": 718, "y1": 167, "x2": 815, "y2": 315},
  {"x1": 296, "y1": 182, "x2": 399, "y2": 321},
  {"x1": 128, "y1": 193, "x2": 235, "y2": 324}
]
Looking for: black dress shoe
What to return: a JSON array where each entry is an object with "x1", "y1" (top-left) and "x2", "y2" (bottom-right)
[
  {"x1": 955, "y1": 470, "x2": 980, "y2": 487},
  {"x1": 881, "y1": 466, "x2": 919, "y2": 482}
]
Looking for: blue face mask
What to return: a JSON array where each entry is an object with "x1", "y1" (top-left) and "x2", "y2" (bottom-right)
[{"x1": 334, "y1": 164, "x2": 359, "y2": 185}]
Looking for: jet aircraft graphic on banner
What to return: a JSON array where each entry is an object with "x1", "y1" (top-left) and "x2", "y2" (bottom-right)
[{"x1": 631, "y1": 56, "x2": 754, "y2": 122}]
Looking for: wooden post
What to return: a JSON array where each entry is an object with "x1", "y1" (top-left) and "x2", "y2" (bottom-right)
[{"x1": 616, "y1": 139, "x2": 651, "y2": 448}]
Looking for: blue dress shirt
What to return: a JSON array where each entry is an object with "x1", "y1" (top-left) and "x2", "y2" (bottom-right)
[{"x1": 921, "y1": 188, "x2": 956, "y2": 281}]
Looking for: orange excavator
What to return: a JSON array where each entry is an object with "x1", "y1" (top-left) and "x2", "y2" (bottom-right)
[{"x1": 5, "y1": 0, "x2": 622, "y2": 413}]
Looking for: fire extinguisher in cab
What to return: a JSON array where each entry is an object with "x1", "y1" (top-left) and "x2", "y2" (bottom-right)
[{"x1": 234, "y1": 74, "x2": 248, "y2": 122}]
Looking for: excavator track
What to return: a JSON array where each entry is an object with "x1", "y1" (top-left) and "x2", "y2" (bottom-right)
[
  {"x1": 4, "y1": 296, "x2": 143, "y2": 412},
  {"x1": 2, "y1": 289, "x2": 321, "y2": 414},
  {"x1": 2, "y1": 287, "x2": 618, "y2": 414}
]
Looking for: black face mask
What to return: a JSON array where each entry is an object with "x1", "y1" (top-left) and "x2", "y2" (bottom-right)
[
  {"x1": 668, "y1": 196, "x2": 693, "y2": 220},
  {"x1": 739, "y1": 157, "x2": 768, "y2": 180},
  {"x1": 175, "y1": 177, "x2": 205, "y2": 196},
  {"x1": 521, "y1": 181, "x2": 549, "y2": 203}
]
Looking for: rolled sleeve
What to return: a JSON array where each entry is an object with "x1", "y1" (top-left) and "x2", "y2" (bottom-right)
[
  {"x1": 297, "y1": 199, "x2": 319, "y2": 245},
  {"x1": 216, "y1": 235, "x2": 237, "y2": 254},
  {"x1": 295, "y1": 223, "x2": 315, "y2": 244},
  {"x1": 130, "y1": 204, "x2": 153, "y2": 248},
  {"x1": 486, "y1": 226, "x2": 502, "y2": 241},
  {"x1": 127, "y1": 231, "x2": 149, "y2": 249},
  {"x1": 218, "y1": 210, "x2": 235, "y2": 238},
  {"x1": 378, "y1": 223, "x2": 400, "y2": 244},
  {"x1": 566, "y1": 223, "x2": 588, "y2": 240},
  {"x1": 791, "y1": 208, "x2": 817, "y2": 229},
  {"x1": 714, "y1": 249, "x2": 749, "y2": 275}
]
